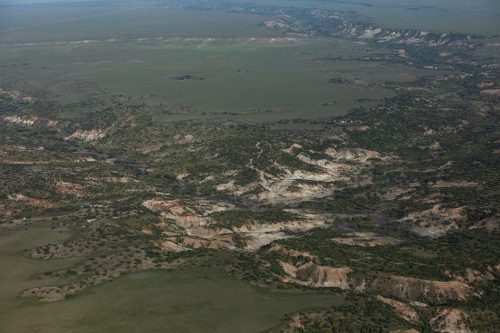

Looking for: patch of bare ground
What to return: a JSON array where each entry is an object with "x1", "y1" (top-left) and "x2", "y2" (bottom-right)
[
  {"x1": 216, "y1": 143, "x2": 391, "y2": 204},
  {"x1": 280, "y1": 262, "x2": 352, "y2": 289},
  {"x1": 64, "y1": 129, "x2": 106, "y2": 142},
  {"x1": 401, "y1": 204, "x2": 466, "y2": 238},
  {"x1": 430, "y1": 308, "x2": 472, "y2": 333},
  {"x1": 143, "y1": 198, "x2": 331, "y2": 251},
  {"x1": 370, "y1": 274, "x2": 472, "y2": 304},
  {"x1": 332, "y1": 231, "x2": 401, "y2": 247},
  {"x1": 230, "y1": 211, "x2": 327, "y2": 250},
  {"x1": 102, "y1": 176, "x2": 136, "y2": 184},
  {"x1": 8, "y1": 193, "x2": 54, "y2": 209},
  {"x1": 46, "y1": 120, "x2": 58, "y2": 127},
  {"x1": 447, "y1": 268, "x2": 495, "y2": 285},
  {"x1": 143, "y1": 198, "x2": 229, "y2": 230},
  {"x1": 0, "y1": 204, "x2": 16, "y2": 218},
  {"x1": 324, "y1": 147, "x2": 391, "y2": 163},
  {"x1": 158, "y1": 234, "x2": 237, "y2": 251},
  {"x1": 480, "y1": 89, "x2": 500, "y2": 96},
  {"x1": 381, "y1": 185, "x2": 416, "y2": 201},
  {"x1": 280, "y1": 313, "x2": 323, "y2": 333},
  {"x1": 376, "y1": 295, "x2": 420, "y2": 324},
  {"x1": 173, "y1": 133, "x2": 195, "y2": 144},
  {"x1": 431, "y1": 180, "x2": 478, "y2": 188},
  {"x1": 428, "y1": 141, "x2": 441, "y2": 150},
  {"x1": 3, "y1": 115, "x2": 38, "y2": 126},
  {"x1": 143, "y1": 198, "x2": 233, "y2": 218},
  {"x1": 55, "y1": 181, "x2": 84, "y2": 197},
  {"x1": 468, "y1": 216, "x2": 499, "y2": 233},
  {"x1": 243, "y1": 232, "x2": 290, "y2": 250},
  {"x1": 0, "y1": 88, "x2": 35, "y2": 102},
  {"x1": 156, "y1": 239, "x2": 188, "y2": 252},
  {"x1": 179, "y1": 235, "x2": 236, "y2": 250},
  {"x1": 348, "y1": 125, "x2": 371, "y2": 132},
  {"x1": 277, "y1": 258, "x2": 473, "y2": 304},
  {"x1": 1, "y1": 160, "x2": 49, "y2": 165},
  {"x1": 288, "y1": 314, "x2": 305, "y2": 330}
]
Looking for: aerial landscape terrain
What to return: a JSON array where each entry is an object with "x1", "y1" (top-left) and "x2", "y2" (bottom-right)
[{"x1": 0, "y1": 0, "x2": 499, "y2": 332}]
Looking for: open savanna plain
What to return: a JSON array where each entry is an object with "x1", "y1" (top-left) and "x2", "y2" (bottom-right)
[
  {"x1": 0, "y1": 6, "x2": 438, "y2": 119},
  {"x1": 1, "y1": 1, "x2": 499, "y2": 332},
  {"x1": 0, "y1": 225, "x2": 343, "y2": 333}
]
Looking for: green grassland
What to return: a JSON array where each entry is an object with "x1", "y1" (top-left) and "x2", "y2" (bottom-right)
[
  {"x1": 0, "y1": 225, "x2": 80, "y2": 316},
  {"x1": 0, "y1": 6, "x2": 444, "y2": 120},
  {"x1": 0, "y1": 7, "x2": 275, "y2": 43},
  {"x1": 0, "y1": 35, "x2": 435, "y2": 120},
  {"x1": 0, "y1": 226, "x2": 344, "y2": 333}
]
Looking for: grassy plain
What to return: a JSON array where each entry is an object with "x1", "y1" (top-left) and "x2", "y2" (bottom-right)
[
  {"x1": 0, "y1": 224, "x2": 79, "y2": 316},
  {"x1": 0, "y1": 7, "x2": 274, "y2": 42},
  {"x1": 0, "y1": 227, "x2": 344, "y2": 333},
  {"x1": 0, "y1": 37, "x2": 436, "y2": 120},
  {"x1": 0, "y1": 6, "x2": 444, "y2": 120}
]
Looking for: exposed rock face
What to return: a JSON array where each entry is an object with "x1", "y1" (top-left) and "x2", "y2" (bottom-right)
[
  {"x1": 157, "y1": 240, "x2": 188, "y2": 252},
  {"x1": 179, "y1": 235, "x2": 235, "y2": 250},
  {"x1": 282, "y1": 143, "x2": 303, "y2": 154},
  {"x1": 262, "y1": 8, "x2": 478, "y2": 49},
  {"x1": 431, "y1": 180, "x2": 478, "y2": 189},
  {"x1": 278, "y1": 260, "x2": 472, "y2": 303},
  {"x1": 480, "y1": 89, "x2": 500, "y2": 96},
  {"x1": 370, "y1": 275, "x2": 471, "y2": 304},
  {"x1": 324, "y1": 147, "x2": 388, "y2": 163},
  {"x1": 376, "y1": 295, "x2": 420, "y2": 324},
  {"x1": 332, "y1": 232, "x2": 401, "y2": 247},
  {"x1": 233, "y1": 218, "x2": 326, "y2": 235},
  {"x1": 0, "y1": 89, "x2": 35, "y2": 102},
  {"x1": 3, "y1": 115, "x2": 38, "y2": 126},
  {"x1": 402, "y1": 204, "x2": 466, "y2": 238},
  {"x1": 280, "y1": 262, "x2": 352, "y2": 289},
  {"x1": 142, "y1": 198, "x2": 330, "y2": 252},
  {"x1": 452, "y1": 268, "x2": 495, "y2": 285},
  {"x1": 468, "y1": 216, "x2": 499, "y2": 233},
  {"x1": 430, "y1": 308, "x2": 472, "y2": 333},
  {"x1": 143, "y1": 199, "x2": 232, "y2": 218},
  {"x1": 64, "y1": 129, "x2": 106, "y2": 142},
  {"x1": 218, "y1": 144, "x2": 387, "y2": 204},
  {"x1": 239, "y1": 219, "x2": 328, "y2": 251},
  {"x1": 142, "y1": 199, "x2": 211, "y2": 229}
]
